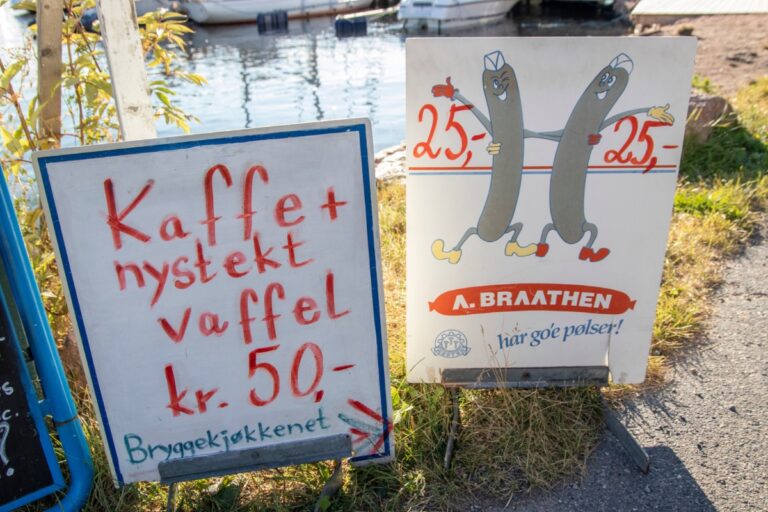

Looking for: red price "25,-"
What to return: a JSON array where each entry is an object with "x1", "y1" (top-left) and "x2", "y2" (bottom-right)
[
  {"x1": 412, "y1": 103, "x2": 673, "y2": 172},
  {"x1": 412, "y1": 103, "x2": 484, "y2": 168}
]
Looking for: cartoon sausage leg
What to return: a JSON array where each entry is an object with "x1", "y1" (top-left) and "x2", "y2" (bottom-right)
[
  {"x1": 533, "y1": 53, "x2": 675, "y2": 263},
  {"x1": 430, "y1": 51, "x2": 537, "y2": 264}
]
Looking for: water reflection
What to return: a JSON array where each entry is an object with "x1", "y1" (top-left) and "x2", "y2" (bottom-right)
[
  {"x1": 167, "y1": 18, "x2": 405, "y2": 151},
  {"x1": 0, "y1": 2, "x2": 629, "y2": 152},
  {"x1": 0, "y1": 7, "x2": 32, "y2": 48}
]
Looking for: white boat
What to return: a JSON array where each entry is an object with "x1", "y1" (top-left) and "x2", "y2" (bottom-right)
[
  {"x1": 179, "y1": 0, "x2": 373, "y2": 24},
  {"x1": 399, "y1": 0, "x2": 519, "y2": 31}
]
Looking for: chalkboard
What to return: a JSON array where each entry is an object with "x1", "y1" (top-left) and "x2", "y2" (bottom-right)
[
  {"x1": 0, "y1": 289, "x2": 64, "y2": 511},
  {"x1": 34, "y1": 119, "x2": 393, "y2": 484}
]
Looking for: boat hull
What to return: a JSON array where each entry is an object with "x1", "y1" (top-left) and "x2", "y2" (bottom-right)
[
  {"x1": 180, "y1": 0, "x2": 372, "y2": 24},
  {"x1": 399, "y1": 0, "x2": 518, "y2": 30}
]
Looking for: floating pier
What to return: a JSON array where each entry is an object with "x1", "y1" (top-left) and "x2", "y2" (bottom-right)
[{"x1": 633, "y1": 0, "x2": 768, "y2": 24}]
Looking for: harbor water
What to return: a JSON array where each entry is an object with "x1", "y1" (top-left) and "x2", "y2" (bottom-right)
[{"x1": 0, "y1": 3, "x2": 628, "y2": 152}]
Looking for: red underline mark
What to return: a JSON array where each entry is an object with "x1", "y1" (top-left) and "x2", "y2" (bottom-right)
[
  {"x1": 471, "y1": 133, "x2": 487, "y2": 141},
  {"x1": 587, "y1": 164, "x2": 676, "y2": 169},
  {"x1": 409, "y1": 166, "x2": 491, "y2": 171},
  {"x1": 662, "y1": 145, "x2": 679, "y2": 149},
  {"x1": 408, "y1": 164, "x2": 678, "y2": 171},
  {"x1": 333, "y1": 364, "x2": 355, "y2": 372}
]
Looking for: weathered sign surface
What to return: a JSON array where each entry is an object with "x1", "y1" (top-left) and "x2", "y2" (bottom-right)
[
  {"x1": 0, "y1": 289, "x2": 63, "y2": 510},
  {"x1": 406, "y1": 37, "x2": 696, "y2": 384},
  {"x1": 34, "y1": 120, "x2": 392, "y2": 484}
]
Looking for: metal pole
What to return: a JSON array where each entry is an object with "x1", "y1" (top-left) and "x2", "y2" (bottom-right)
[
  {"x1": 166, "y1": 482, "x2": 178, "y2": 512},
  {"x1": 443, "y1": 388, "x2": 460, "y2": 470},
  {"x1": 602, "y1": 398, "x2": 650, "y2": 473},
  {"x1": 0, "y1": 167, "x2": 94, "y2": 511},
  {"x1": 314, "y1": 459, "x2": 344, "y2": 512}
]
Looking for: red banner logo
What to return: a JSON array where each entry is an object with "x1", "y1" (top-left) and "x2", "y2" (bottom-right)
[{"x1": 428, "y1": 283, "x2": 636, "y2": 316}]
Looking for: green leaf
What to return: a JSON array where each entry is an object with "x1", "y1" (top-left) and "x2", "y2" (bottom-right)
[
  {"x1": 84, "y1": 82, "x2": 98, "y2": 103},
  {"x1": 0, "y1": 59, "x2": 25, "y2": 91},
  {"x1": 317, "y1": 495, "x2": 331, "y2": 511},
  {"x1": 155, "y1": 91, "x2": 172, "y2": 108},
  {"x1": 92, "y1": 78, "x2": 113, "y2": 96},
  {"x1": 9, "y1": 0, "x2": 35, "y2": 11},
  {"x1": 0, "y1": 127, "x2": 24, "y2": 157}
]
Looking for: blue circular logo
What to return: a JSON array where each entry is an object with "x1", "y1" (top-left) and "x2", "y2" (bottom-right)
[{"x1": 432, "y1": 329, "x2": 471, "y2": 358}]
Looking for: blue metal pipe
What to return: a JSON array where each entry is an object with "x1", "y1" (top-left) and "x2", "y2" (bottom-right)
[{"x1": 0, "y1": 170, "x2": 93, "y2": 511}]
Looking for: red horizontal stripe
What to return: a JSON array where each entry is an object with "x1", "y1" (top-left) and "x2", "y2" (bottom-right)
[{"x1": 408, "y1": 164, "x2": 677, "y2": 171}]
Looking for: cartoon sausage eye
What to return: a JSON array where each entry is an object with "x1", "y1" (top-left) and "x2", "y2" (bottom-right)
[
  {"x1": 607, "y1": 75, "x2": 617, "y2": 87},
  {"x1": 599, "y1": 72, "x2": 609, "y2": 85},
  {"x1": 493, "y1": 78, "x2": 500, "y2": 89}
]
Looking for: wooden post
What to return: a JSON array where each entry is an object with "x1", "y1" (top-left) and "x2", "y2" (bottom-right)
[
  {"x1": 36, "y1": 0, "x2": 63, "y2": 144},
  {"x1": 95, "y1": 0, "x2": 157, "y2": 141}
]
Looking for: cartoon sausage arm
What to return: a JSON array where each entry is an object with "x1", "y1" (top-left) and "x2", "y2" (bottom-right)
[
  {"x1": 524, "y1": 128, "x2": 563, "y2": 142},
  {"x1": 454, "y1": 91, "x2": 492, "y2": 134},
  {"x1": 432, "y1": 77, "x2": 492, "y2": 134},
  {"x1": 600, "y1": 104, "x2": 675, "y2": 131},
  {"x1": 599, "y1": 108, "x2": 648, "y2": 130},
  {"x1": 522, "y1": 106, "x2": 674, "y2": 145}
]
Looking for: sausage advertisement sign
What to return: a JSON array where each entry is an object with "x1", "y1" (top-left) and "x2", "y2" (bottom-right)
[
  {"x1": 33, "y1": 120, "x2": 392, "y2": 484},
  {"x1": 406, "y1": 38, "x2": 696, "y2": 384}
]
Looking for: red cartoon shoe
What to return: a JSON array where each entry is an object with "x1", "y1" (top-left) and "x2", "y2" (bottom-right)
[
  {"x1": 590, "y1": 248, "x2": 610, "y2": 262},
  {"x1": 535, "y1": 243, "x2": 549, "y2": 257},
  {"x1": 579, "y1": 247, "x2": 610, "y2": 262}
]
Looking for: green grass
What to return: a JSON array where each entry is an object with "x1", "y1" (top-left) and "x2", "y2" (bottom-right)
[
  {"x1": 30, "y1": 77, "x2": 768, "y2": 511},
  {"x1": 691, "y1": 74, "x2": 717, "y2": 95},
  {"x1": 642, "y1": 77, "x2": 768, "y2": 387}
]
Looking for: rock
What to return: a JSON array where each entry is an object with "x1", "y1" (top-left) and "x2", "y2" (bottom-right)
[
  {"x1": 633, "y1": 23, "x2": 662, "y2": 36},
  {"x1": 374, "y1": 143, "x2": 406, "y2": 182},
  {"x1": 726, "y1": 51, "x2": 759, "y2": 65},
  {"x1": 686, "y1": 93, "x2": 734, "y2": 143}
]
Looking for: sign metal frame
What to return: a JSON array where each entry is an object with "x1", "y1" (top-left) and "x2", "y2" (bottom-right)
[
  {"x1": 440, "y1": 367, "x2": 649, "y2": 472},
  {"x1": 0, "y1": 164, "x2": 93, "y2": 511},
  {"x1": 0, "y1": 281, "x2": 65, "y2": 511}
]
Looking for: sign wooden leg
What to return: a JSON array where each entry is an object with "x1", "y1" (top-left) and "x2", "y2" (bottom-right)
[
  {"x1": 166, "y1": 481, "x2": 178, "y2": 512},
  {"x1": 314, "y1": 459, "x2": 344, "y2": 512},
  {"x1": 602, "y1": 398, "x2": 650, "y2": 473},
  {"x1": 443, "y1": 388, "x2": 461, "y2": 470}
]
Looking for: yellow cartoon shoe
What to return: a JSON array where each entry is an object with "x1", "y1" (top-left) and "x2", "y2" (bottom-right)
[
  {"x1": 505, "y1": 241, "x2": 537, "y2": 257},
  {"x1": 432, "y1": 239, "x2": 462, "y2": 264}
]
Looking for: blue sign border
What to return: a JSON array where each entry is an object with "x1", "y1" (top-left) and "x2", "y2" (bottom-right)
[
  {"x1": 36, "y1": 122, "x2": 391, "y2": 483},
  {"x1": 0, "y1": 286, "x2": 65, "y2": 511}
]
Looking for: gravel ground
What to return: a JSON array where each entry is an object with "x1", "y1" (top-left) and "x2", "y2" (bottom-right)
[
  {"x1": 484, "y1": 223, "x2": 768, "y2": 512},
  {"x1": 653, "y1": 14, "x2": 768, "y2": 96}
]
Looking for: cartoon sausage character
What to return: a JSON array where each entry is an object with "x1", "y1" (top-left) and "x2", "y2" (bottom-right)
[
  {"x1": 430, "y1": 51, "x2": 537, "y2": 264},
  {"x1": 535, "y1": 53, "x2": 674, "y2": 262}
]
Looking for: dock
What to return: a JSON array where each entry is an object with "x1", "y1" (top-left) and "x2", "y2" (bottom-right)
[{"x1": 633, "y1": 0, "x2": 768, "y2": 24}]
